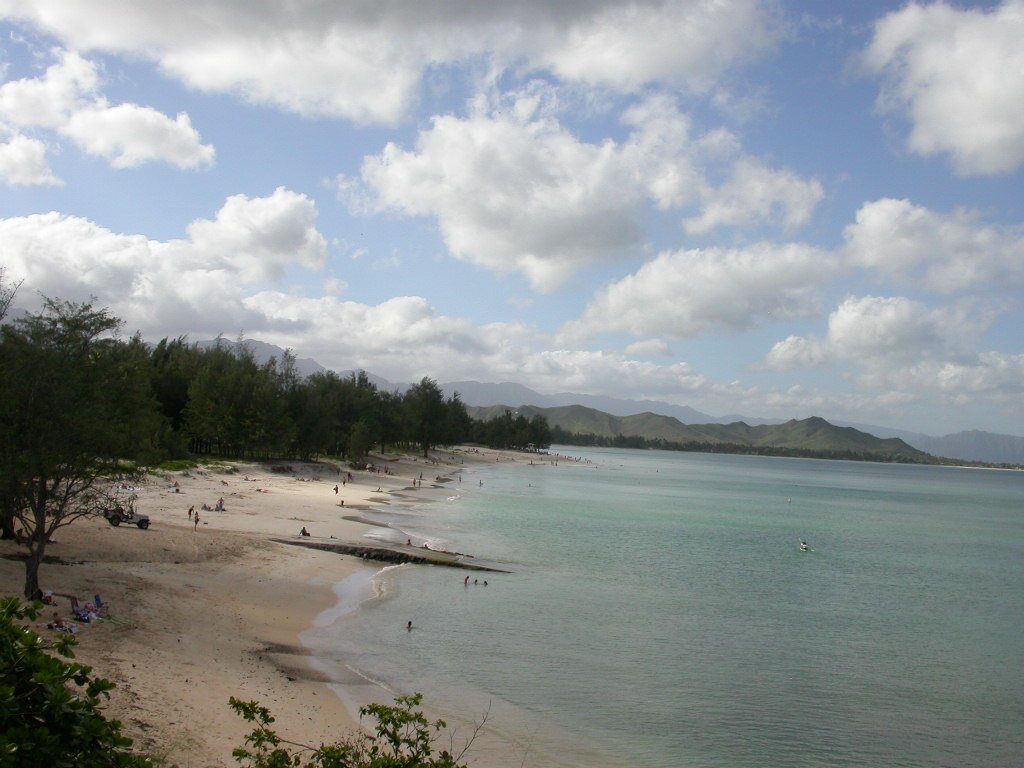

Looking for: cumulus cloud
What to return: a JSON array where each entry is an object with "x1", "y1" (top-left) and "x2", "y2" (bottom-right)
[
  {"x1": 625, "y1": 339, "x2": 673, "y2": 358},
  {"x1": 357, "y1": 94, "x2": 642, "y2": 291},
  {"x1": 843, "y1": 198, "x2": 1024, "y2": 292},
  {"x1": 0, "y1": 48, "x2": 213, "y2": 173},
  {"x1": 864, "y1": 0, "x2": 1024, "y2": 175},
  {"x1": 0, "y1": 188, "x2": 326, "y2": 333},
  {"x1": 763, "y1": 293, "x2": 1024, "y2": 414},
  {"x1": 62, "y1": 103, "x2": 214, "y2": 169},
  {"x1": 0, "y1": 48, "x2": 98, "y2": 129},
  {"x1": 1, "y1": 1, "x2": 781, "y2": 123},
  {"x1": 765, "y1": 294, "x2": 991, "y2": 376},
  {"x1": 683, "y1": 157, "x2": 824, "y2": 235},
  {"x1": 0, "y1": 192, "x2": 754, "y2": 402},
  {"x1": 563, "y1": 242, "x2": 834, "y2": 341},
  {"x1": 187, "y1": 187, "x2": 328, "y2": 281},
  {"x1": 0, "y1": 132, "x2": 61, "y2": 185},
  {"x1": 351, "y1": 92, "x2": 823, "y2": 290}
]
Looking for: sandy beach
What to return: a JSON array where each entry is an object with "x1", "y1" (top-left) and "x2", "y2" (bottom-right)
[{"x1": 0, "y1": 446, "x2": 525, "y2": 767}]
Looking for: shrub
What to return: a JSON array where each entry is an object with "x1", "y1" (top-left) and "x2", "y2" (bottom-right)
[
  {"x1": 229, "y1": 692, "x2": 478, "y2": 768},
  {"x1": 0, "y1": 598, "x2": 152, "y2": 768}
]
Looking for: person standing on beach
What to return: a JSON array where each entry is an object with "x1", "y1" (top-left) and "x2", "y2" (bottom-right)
[
  {"x1": 194, "y1": 509, "x2": 200, "y2": 531},
  {"x1": 188, "y1": 505, "x2": 194, "y2": 520}
]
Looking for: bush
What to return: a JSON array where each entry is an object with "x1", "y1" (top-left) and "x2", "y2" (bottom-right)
[
  {"x1": 229, "y1": 692, "x2": 478, "y2": 768},
  {"x1": 0, "y1": 598, "x2": 152, "y2": 768}
]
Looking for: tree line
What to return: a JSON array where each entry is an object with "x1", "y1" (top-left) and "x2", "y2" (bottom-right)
[{"x1": 0, "y1": 291, "x2": 550, "y2": 598}]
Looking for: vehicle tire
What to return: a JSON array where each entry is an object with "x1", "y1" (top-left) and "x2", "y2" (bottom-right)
[
  {"x1": 137, "y1": 520, "x2": 149, "y2": 529},
  {"x1": 108, "y1": 516, "x2": 120, "y2": 526}
]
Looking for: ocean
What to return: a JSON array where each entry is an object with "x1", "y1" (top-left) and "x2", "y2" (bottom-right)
[{"x1": 303, "y1": 448, "x2": 1024, "y2": 768}]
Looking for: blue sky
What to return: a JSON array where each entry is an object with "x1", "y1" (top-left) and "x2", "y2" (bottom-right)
[{"x1": 1, "y1": 1, "x2": 1023, "y2": 436}]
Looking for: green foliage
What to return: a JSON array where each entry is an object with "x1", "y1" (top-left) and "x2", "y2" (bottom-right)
[
  {"x1": 229, "y1": 692, "x2": 471, "y2": 768},
  {"x1": 0, "y1": 299, "x2": 165, "y2": 596},
  {"x1": 472, "y1": 409, "x2": 551, "y2": 450},
  {"x1": 0, "y1": 598, "x2": 152, "y2": 768}
]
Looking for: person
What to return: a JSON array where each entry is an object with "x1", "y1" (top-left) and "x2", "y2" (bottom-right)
[
  {"x1": 800, "y1": 540, "x2": 809, "y2": 551},
  {"x1": 216, "y1": 497, "x2": 225, "y2": 511},
  {"x1": 333, "y1": 485, "x2": 339, "y2": 495},
  {"x1": 406, "y1": 620, "x2": 413, "y2": 631},
  {"x1": 300, "y1": 526, "x2": 310, "y2": 537},
  {"x1": 194, "y1": 509, "x2": 200, "y2": 530},
  {"x1": 464, "y1": 575, "x2": 469, "y2": 585},
  {"x1": 188, "y1": 505, "x2": 194, "y2": 520}
]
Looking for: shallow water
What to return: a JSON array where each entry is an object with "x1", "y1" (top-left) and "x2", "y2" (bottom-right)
[{"x1": 304, "y1": 448, "x2": 1024, "y2": 767}]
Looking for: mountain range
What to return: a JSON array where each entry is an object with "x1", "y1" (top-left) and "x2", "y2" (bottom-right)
[
  {"x1": 199, "y1": 339, "x2": 1024, "y2": 465},
  {"x1": 466, "y1": 404, "x2": 930, "y2": 461}
]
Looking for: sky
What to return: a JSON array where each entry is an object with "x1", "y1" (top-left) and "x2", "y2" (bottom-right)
[{"x1": 1, "y1": 1, "x2": 1023, "y2": 437}]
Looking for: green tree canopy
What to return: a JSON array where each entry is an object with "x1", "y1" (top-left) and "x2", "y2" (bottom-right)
[{"x1": 0, "y1": 299, "x2": 162, "y2": 597}]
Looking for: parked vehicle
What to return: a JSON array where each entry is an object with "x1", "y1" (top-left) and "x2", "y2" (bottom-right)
[{"x1": 103, "y1": 498, "x2": 150, "y2": 529}]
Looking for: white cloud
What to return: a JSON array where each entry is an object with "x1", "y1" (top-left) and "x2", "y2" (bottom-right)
[
  {"x1": 564, "y1": 242, "x2": 833, "y2": 341},
  {"x1": 932, "y1": 352, "x2": 1024, "y2": 398},
  {"x1": 765, "y1": 294, "x2": 990, "y2": 376},
  {"x1": 1, "y1": 1, "x2": 781, "y2": 123},
  {"x1": 0, "y1": 131, "x2": 61, "y2": 185},
  {"x1": 824, "y1": 294, "x2": 972, "y2": 363},
  {"x1": 515, "y1": 349, "x2": 709, "y2": 398},
  {"x1": 0, "y1": 48, "x2": 97, "y2": 129},
  {"x1": 625, "y1": 339, "x2": 673, "y2": 358},
  {"x1": 0, "y1": 188, "x2": 327, "y2": 333},
  {"x1": 683, "y1": 157, "x2": 824, "y2": 235},
  {"x1": 762, "y1": 334, "x2": 831, "y2": 369},
  {"x1": 864, "y1": 0, "x2": 1024, "y2": 175},
  {"x1": 0, "y1": 48, "x2": 213, "y2": 171},
  {"x1": 527, "y1": 0, "x2": 780, "y2": 93},
  {"x1": 358, "y1": 97, "x2": 643, "y2": 291},
  {"x1": 843, "y1": 198, "x2": 1024, "y2": 292},
  {"x1": 62, "y1": 103, "x2": 214, "y2": 169},
  {"x1": 186, "y1": 187, "x2": 328, "y2": 281},
  {"x1": 353, "y1": 93, "x2": 823, "y2": 290},
  {"x1": 763, "y1": 294, "x2": 1024, "y2": 416}
]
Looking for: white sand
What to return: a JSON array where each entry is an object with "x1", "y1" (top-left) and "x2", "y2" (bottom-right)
[{"x1": 0, "y1": 446, "x2": 529, "y2": 767}]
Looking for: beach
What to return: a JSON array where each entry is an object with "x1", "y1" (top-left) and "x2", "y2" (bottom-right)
[{"x1": 0, "y1": 447, "x2": 518, "y2": 767}]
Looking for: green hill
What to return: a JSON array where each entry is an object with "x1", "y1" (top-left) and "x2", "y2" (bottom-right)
[{"x1": 467, "y1": 405, "x2": 931, "y2": 461}]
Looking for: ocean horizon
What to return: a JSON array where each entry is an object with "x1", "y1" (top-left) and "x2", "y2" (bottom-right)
[{"x1": 304, "y1": 447, "x2": 1024, "y2": 768}]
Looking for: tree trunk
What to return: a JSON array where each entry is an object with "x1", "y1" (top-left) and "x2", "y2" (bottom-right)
[
  {"x1": 0, "y1": 509, "x2": 15, "y2": 540},
  {"x1": 23, "y1": 547, "x2": 43, "y2": 600}
]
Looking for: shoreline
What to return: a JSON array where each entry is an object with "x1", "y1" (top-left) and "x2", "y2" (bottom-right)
[{"x1": 0, "y1": 445, "x2": 532, "y2": 766}]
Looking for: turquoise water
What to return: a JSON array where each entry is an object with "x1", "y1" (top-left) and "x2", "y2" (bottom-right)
[{"x1": 305, "y1": 448, "x2": 1024, "y2": 767}]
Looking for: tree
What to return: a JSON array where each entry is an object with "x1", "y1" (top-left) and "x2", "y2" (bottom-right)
[
  {"x1": 229, "y1": 692, "x2": 478, "y2": 768},
  {"x1": 404, "y1": 378, "x2": 447, "y2": 458},
  {"x1": 0, "y1": 598, "x2": 152, "y2": 767},
  {"x1": 0, "y1": 299, "x2": 162, "y2": 597},
  {"x1": 0, "y1": 266, "x2": 21, "y2": 323}
]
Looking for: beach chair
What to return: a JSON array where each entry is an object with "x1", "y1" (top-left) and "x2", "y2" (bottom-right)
[
  {"x1": 69, "y1": 597, "x2": 92, "y2": 622},
  {"x1": 89, "y1": 594, "x2": 110, "y2": 616}
]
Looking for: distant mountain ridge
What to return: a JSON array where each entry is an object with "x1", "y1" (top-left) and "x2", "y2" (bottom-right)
[
  {"x1": 194, "y1": 340, "x2": 1024, "y2": 464},
  {"x1": 443, "y1": 380, "x2": 716, "y2": 424},
  {"x1": 467, "y1": 404, "x2": 930, "y2": 461}
]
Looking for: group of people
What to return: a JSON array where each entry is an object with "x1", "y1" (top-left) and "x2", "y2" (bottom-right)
[{"x1": 42, "y1": 594, "x2": 108, "y2": 634}]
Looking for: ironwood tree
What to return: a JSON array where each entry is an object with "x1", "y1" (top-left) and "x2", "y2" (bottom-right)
[{"x1": 0, "y1": 299, "x2": 162, "y2": 598}]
